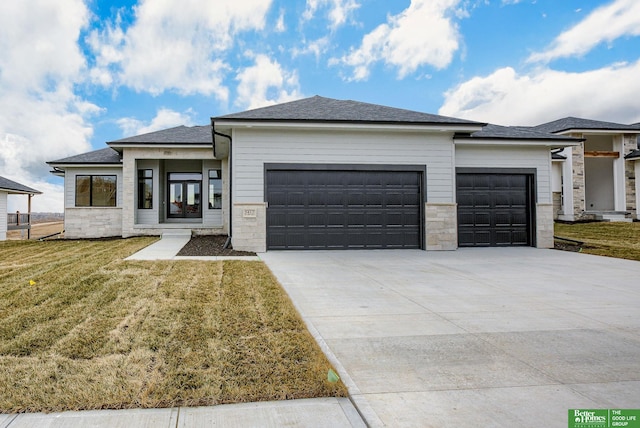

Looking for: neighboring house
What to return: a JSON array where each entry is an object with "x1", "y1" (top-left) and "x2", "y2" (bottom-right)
[
  {"x1": 0, "y1": 176, "x2": 42, "y2": 240},
  {"x1": 531, "y1": 117, "x2": 640, "y2": 222},
  {"x1": 48, "y1": 96, "x2": 577, "y2": 251}
]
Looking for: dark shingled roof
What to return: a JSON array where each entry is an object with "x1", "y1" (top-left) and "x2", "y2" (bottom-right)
[
  {"x1": 456, "y1": 124, "x2": 580, "y2": 141},
  {"x1": 47, "y1": 147, "x2": 122, "y2": 165},
  {"x1": 0, "y1": 176, "x2": 41, "y2": 194},
  {"x1": 213, "y1": 95, "x2": 485, "y2": 126},
  {"x1": 108, "y1": 125, "x2": 212, "y2": 144},
  {"x1": 532, "y1": 117, "x2": 640, "y2": 134}
]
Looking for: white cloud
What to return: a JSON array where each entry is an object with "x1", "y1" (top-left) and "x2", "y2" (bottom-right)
[
  {"x1": 439, "y1": 60, "x2": 640, "y2": 125},
  {"x1": 528, "y1": 0, "x2": 640, "y2": 63},
  {"x1": 292, "y1": 36, "x2": 331, "y2": 60},
  {"x1": 116, "y1": 108, "x2": 196, "y2": 137},
  {"x1": 88, "y1": 0, "x2": 274, "y2": 99},
  {"x1": 235, "y1": 54, "x2": 302, "y2": 110},
  {"x1": 333, "y1": 0, "x2": 461, "y2": 81},
  {"x1": 0, "y1": 0, "x2": 97, "y2": 213},
  {"x1": 275, "y1": 9, "x2": 286, "y2": 32},
  {"x1": 303, "y1": 0, "x2": 360, "y2": 29}
]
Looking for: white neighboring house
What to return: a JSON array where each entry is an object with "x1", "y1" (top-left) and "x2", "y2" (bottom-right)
[
  {"x1": 531, "y1": 118, "x2": 640, "y2": 222},
  {"x1": 0, "y1": 176, "x2": 42, "y2": 240},
  {"x1": 48, "y1": 96, "x2": 578, "y2": 252}
]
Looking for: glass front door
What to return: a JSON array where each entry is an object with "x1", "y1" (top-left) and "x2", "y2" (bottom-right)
[{"x1": 168, "y1": 173, "x2": 202, "y2": 218}]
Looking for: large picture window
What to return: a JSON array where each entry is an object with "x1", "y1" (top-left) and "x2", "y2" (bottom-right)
[
  {"x1": 208, "y1": 169, "x2": 222, "y2": 209},
  {"x1": 138, "y1": 169, "x2": 153, "y2": 209},
  {"x1": 76, "y1": 175, "x2": 117, "y2": 207}
]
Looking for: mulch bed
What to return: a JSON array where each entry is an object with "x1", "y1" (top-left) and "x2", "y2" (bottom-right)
[
  {"x1": 177, "y1": 235, "x2": 257, "y2": 256},
  {"x1": 554, "y1": 241, "x2": 582, "y2": 253}
]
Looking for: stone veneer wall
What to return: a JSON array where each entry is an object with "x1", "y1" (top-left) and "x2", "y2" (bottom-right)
[
  {"x1": 232, "y1": 203, "x2": 267, "y2": 252},
  {"x1": 552, "y1": 192, "x2": 562, "y2": 220},
  {"x1": 0, "y1": 192, "x2": 6, "y2": 240},
  {"x1": 624, "y1": 135, "x2": 637, "y2": 218},
  {"x1": 536, "y1": 203, "x2": 554, "y2": 248},
  {"x1": 571, "y1": 138, "x2": 587, "y2": 220},
  {"x1": 65, "y1": 207, "x2": 123, "y2": 238},
  {"x1": 425, "y1": 203, "x2": 457, "y2": 250}
]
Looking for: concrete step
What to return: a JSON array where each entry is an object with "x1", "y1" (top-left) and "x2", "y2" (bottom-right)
[
  {"x1": 161, "y1": 229, "x2": 192, "y2": 238},
  {"x1": 595, "y1": 213, "x2": 632, "y2": 222}
]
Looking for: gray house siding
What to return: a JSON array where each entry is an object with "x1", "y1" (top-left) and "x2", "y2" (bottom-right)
[
  {"x1": 230, "y1": 127, "x2": 456, "y2": 252},
  {"x1": 232, "y1": 128, "x2": 454, "y2": 202},
  {"x1": 455, "y1": 145, "x2": 552, "y2": 203},
  {"x1": 454, "y1": 145, "x2": 554, "y2": 248}
]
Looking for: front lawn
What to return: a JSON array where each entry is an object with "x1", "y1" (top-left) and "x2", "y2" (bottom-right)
[
  {"x1": 554, "y1": 221, "x2": 640, "y2": 261},
  {"x1": 0, "y1": 238, "x2": 346, "y2": 413}
]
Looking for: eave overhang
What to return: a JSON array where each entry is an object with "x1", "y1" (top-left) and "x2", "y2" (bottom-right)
[
  {"x1": 46, "y1": 163, "x2": 123, "y2": 170},
  {"x1": 553, "y1": 129, "x2": 640, "y2": 136},
  {"x1": 0, "y1": 188, "x2": 42, "y2": 195},
  {"x1": 107, "y1": 142, "x2": 212, "y2": 150},
  {"x1": 453, "y1": 137, "x2": 582, "y2": 149},
  {"x1": 211, "y1": 119, "x2": 486, "y2": 133}
]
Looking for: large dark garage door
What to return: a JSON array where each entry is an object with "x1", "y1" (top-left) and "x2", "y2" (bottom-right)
[
  {"x1": 457, "y1": 172, "x2": 534, "y2": 247},
  {"x1": 266, "y1": 166, "x2": 423, "y2": 250}
]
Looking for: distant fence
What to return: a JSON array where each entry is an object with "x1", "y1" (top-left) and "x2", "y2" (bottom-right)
[{"x1": 7, "y1": 212, "x2": 31, "y2": 230}]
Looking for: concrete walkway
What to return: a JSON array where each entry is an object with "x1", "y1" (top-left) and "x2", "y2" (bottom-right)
[
  {"x1": 0, "y1": 398, "x2": 364, "y2": 428},
  {"x1": 260, "y1": 248, "x2": 640, "y2": 428},
  {"x1": 125, "y1": 231, "x2": 261, "y2": 261}
]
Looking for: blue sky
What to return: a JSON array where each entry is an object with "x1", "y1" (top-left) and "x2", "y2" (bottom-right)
[{"x1": 1, "y1": 0, "x2": 640, "y2": 211}]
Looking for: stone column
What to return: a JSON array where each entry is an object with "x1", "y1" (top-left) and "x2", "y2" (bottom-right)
[
  {"x1": 425, "y1": 203, "x2": 457, "y2": 250},
  {"x1": 624, "y1": 135, "x2": 637, "y2": 218},
  {"x1": 232, "y1": 203, "x2": 267, "y2": 252},
  {"x1": 536, "y1": 203, "x2": 554, "y2": 248},
  {"x1": 121, "y1": 151, "x2": 136, "y2": 237},
  {"x1": 571, "y1": 138, "x2": 586, "y2": 220}
]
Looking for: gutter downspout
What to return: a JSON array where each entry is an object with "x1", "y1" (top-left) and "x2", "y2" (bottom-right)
[{"x1": 211, "y1": 119, "x2": 233, "y2": 249}]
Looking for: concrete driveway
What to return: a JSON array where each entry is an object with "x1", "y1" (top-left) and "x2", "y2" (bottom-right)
[{"x1": 260, "y1": 248, "x2": 640, "y2": 428}]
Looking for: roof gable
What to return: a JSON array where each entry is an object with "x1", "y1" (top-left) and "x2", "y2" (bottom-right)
[
  {"x1": 0, "y1": 176, "x2": 41, "y2": 194},
  {"x1": 213, "y1": 95, "x2": 485, "y2": 127},
  {"x1": 47, "y1": 147, "x2": 121, "y2": 165},
  {"x1": 533, "y1": 117, "x2": 640, "y2": 134},
  {"x1": 108, "y1": 125, "x2": 212, "y2": 145}
]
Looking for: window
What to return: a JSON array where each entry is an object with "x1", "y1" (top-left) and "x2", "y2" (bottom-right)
[
  {"x1": 208, "y1": 169, "x2": 222, "y2": 209},
  {"x1": 138, "y1": 169, "x2": 153, "y2": 209},
  {"x1": 76, "y1": 175, "x2": 117, "y2": 207}
]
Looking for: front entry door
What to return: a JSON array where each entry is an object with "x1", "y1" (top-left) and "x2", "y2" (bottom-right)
[{"x1": 168, "y1": 173, "x2": 202, "y2": 218}]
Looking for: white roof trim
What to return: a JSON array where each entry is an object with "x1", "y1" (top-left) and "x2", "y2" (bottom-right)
[
  {"x1": 213, "y1": 120, "x2": 484, "y2": 133},
  {"x1": 555, "y1": 129, "x2": 640, "y2": 136},
  {"x1": 47, "y1": 163, "x2": 123, "y2": 169},
  {"x1": 454, "y1": 138, "x2": 580, "y2": 148},
  {"x1": 107, "y1": 143, "x2": 211, "y2": 149}
]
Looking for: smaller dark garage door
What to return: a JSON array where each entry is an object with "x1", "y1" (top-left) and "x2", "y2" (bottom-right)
[
  {"x1": 266, "y1": 165, "x2": 424, "y2": 250},
  {"x1": 457, "y1": 171, "x2": 535, "y2": 247}
]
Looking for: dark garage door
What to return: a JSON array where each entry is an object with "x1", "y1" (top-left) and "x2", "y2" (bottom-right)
[
  {"x1": 266, "y1": 167, "x2": 422, "y2": 250},
  {"x1": 457, "y1": 172, "x2": 534, "y2": 247}
]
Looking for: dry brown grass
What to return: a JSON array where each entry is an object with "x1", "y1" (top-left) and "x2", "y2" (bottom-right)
[
  {"x1": 555, "y1": 222, "x2": 640, "y2": 261},
  {"x1": 6, "y1": 221, "x2": 64, "y2": 240},
  {"x1": 0, "y1": 238, "x2": 347, "y2": 413}
]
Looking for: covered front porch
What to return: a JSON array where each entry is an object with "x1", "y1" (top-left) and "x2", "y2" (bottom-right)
[
  {"x1": 554, "y1": 133, "x2": 637, "y2": 221},
  {"x1": 124, "y1": 155, "x2": 228, "y2": 237},
  {"x1": 0, "y1": 176, "x2": 42, "y2": 241}
]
